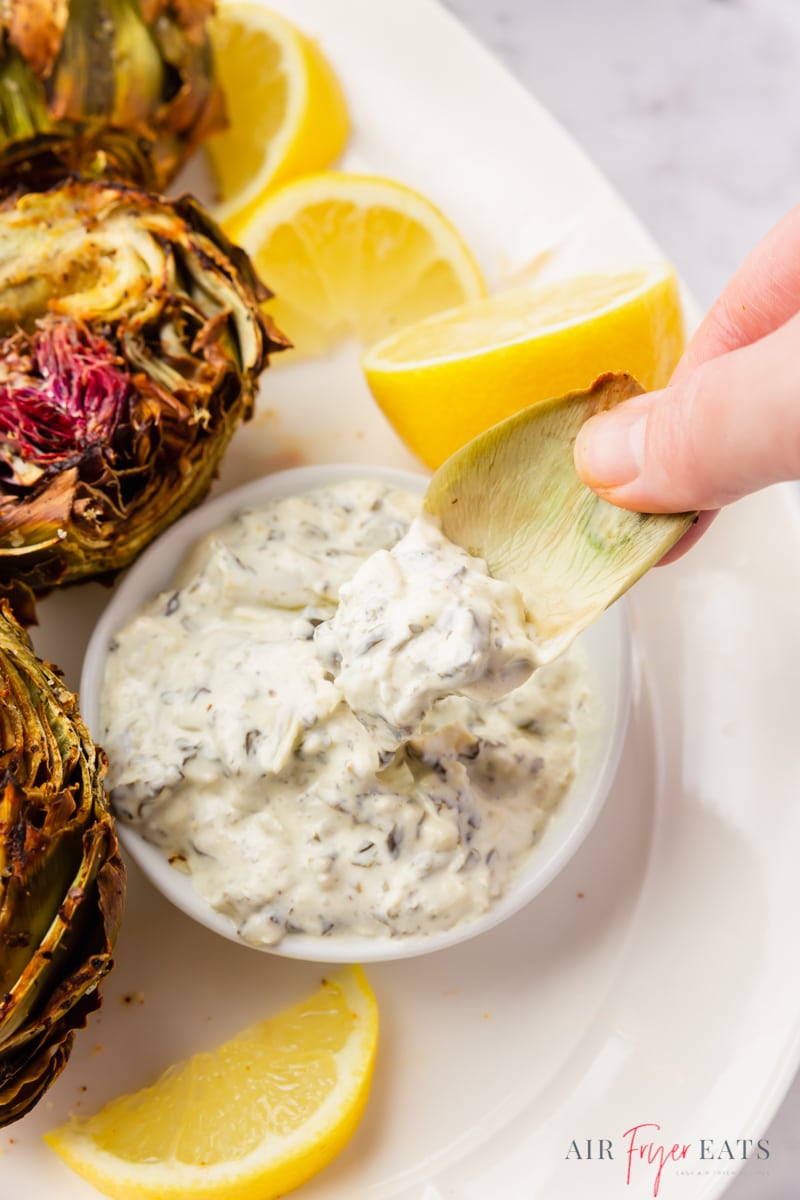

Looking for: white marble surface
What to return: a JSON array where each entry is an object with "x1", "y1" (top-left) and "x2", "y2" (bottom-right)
[{"x1": 443, "y1": 0, "x2": 800, "y2": 1196}]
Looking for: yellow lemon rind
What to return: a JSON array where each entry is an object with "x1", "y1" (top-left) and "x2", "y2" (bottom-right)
[
  {"x1": 207, "y1": 3, "x2": 350, "y2": 237},
  {"x1": 362, "y1": 264, "x2": 684, "y2": 468},
  {"x1": 236, "y1": 170, "x2": 486, "y2": 356},
  {"x1": 44, "y1": 966, "x2": 378, "y2": 1200}
]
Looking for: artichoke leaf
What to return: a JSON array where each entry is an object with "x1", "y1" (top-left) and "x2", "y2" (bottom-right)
[
  {"x1": 0, "y1": 1034, "x2": 73, "y2": 1126},
  {"x1": 0, "y1": 0, "x2": 224, "y2": 190},
  {"x1": 425, "y1": 373, "x2": 696, "y2": 661},
  {"x1": 0, "y1": 791, "x2": 110, "y2": 1045},
  {"x1": 0, "y1": 603, "x2": 123, "y2": 1123},
  {"x1": 4, "y1": 0, "x2": 69, "y2": 78},
  {"x1": 0, "y1": 179, "x2": 289, "y2": 598}
]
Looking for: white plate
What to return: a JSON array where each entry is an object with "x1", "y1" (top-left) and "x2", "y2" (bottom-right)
[{"x1": 8, "y1": 2, "x2": 800, "y2": 1197}]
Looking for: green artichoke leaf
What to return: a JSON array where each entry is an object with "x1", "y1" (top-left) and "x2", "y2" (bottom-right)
[
  {"x1": 0, "y1": 1035, "x2": 73, "y2": 1127},
  {"x1": 425, "y1": 373, "x2": 696, "y2": 661},
  {"x1": 0, "y1": 603, "x2": 124, "y2": 1124},
  {"x1": 51, "y1": 0, "x2": 165, "y2": 126},
  {"x1": 0, "y1": 179, "x2": 290, "y2": 598},
  {"x1": 0, "y1": 819, "x2": 116, "y2": 1050},
  {"x1": 0, "y1": 186, "x2": 170, "y2": 331},
  {"x1": 0, "y1": 0, "x2": 225, "y2": 191},
  {"x1": 0, "y1": 47, "x2": 51, "y2": 141}
]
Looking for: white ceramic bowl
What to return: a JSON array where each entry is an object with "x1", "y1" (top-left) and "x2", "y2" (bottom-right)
[{"x1": 81, "y1": 463, "x2": 632, "y2": 962}]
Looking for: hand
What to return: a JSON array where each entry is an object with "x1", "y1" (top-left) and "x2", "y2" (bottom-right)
[{"x1": 574, "y1": 204, "x2": 800, "y2": 559}]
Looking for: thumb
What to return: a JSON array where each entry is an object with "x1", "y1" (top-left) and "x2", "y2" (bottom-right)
[{"x1": 574, "y1": 309, "x2": 800, "y2": 513}]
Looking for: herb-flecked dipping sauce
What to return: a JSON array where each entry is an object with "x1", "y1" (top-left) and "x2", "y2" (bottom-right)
[{"x1": 100, "y1": 478, "x2": 591, "y2": 946}]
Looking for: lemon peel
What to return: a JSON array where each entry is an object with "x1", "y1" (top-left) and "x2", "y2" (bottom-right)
[
  {"x1": 45, "y1": 965, "x2": 378, "y2": 1200},
  {"x1": 362, "y1": 265, "x2": 684, "y2": 468},
  {"x1": 206, "y1": 3, "x2": 350, "y2": 236},
  {"x1": 235, "y1": 171, "x2": 486, "y2": 358}
]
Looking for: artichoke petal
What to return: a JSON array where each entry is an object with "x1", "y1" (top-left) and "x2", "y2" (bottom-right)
[
  {"x1": 0, "y1": 179, "x2": 289, "y2": 598},
  {"x1": 0, "y1": 602, "x2": 123, "y2": 1125},
  {"x1": 0, "y1": 0, "x2": 225, "y2": 190},
  {"x1": 0, "y1": 1033, "x2": 73, "y2": 1126},
  {"x1": 4, "y1": 0, "x2": 69, "y2": 79},
  {"x1": 425, "y1": 373, "x2": 696, "y2": 660}
]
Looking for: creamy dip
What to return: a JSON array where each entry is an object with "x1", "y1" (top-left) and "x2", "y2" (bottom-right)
[{"x1": 100, "y1": 478, "x2": 589, "y2": 946}]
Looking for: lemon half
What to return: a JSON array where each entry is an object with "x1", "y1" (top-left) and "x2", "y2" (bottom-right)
[
  {"x1": 45, "y1": 966, "x2": 379, "y2": 1200},
  {"x1": 362, "y1": 265, "x2": 685, "y2": 468}
]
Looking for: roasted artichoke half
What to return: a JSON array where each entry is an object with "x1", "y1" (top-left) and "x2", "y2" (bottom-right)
[
  {"x1": 0, "y1": 0, "x2": 225, "y2": 192},
  {"x1": 0, "y1": 601, "x2": 124, "y2": 1126},
  {"x1": 0, "y1": 178, "x2": 288, "y2": 600}
]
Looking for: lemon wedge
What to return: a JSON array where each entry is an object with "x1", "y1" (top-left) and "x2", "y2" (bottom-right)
[
  {"x1": 235, "y1": 171, "x2": 486, "y2": 357},
  {"x1": 45, "y1": 966, "x2": 378, "y2": 1200},
  {"x1": 362, "y1": 265, "x2": 685, "y2": 468},
  {"x1": 206, "y1": 4, "x2": 350, "y2": 235}
]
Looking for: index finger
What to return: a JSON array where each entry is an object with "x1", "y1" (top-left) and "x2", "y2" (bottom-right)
[{"x1": 673, "y1": 202, "x2": 800, "y2": 382}]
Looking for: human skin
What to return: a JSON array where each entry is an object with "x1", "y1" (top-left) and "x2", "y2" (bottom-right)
[{"x1": 574, "y1": 205, "x2": 800, "y2": 561}]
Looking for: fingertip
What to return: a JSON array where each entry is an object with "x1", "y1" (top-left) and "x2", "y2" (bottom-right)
[{"x1": 573, "y1": 406, "x2": 648, "y2": 490}]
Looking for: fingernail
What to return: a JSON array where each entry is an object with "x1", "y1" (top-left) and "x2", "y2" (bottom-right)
[{"x1": 575, "y1": 408, "x2": 648, "y2": 488}]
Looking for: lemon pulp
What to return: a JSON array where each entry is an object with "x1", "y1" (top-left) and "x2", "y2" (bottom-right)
[
  {"x1": 235, "y1": 171, "x2": 486, "y2": 357},
  {"x1": 45, "y1": 966, "x2": 379, "y2": 1200},
  {"x1": 362, "y1": 265, "x2": 685, "y2": 467}
]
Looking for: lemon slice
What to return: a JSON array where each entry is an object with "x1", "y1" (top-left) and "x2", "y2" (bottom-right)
[
  {"x1": 236, "y1": 171, "x2": 486, "y2": 357},
  {"x1": 362, "y1": 265, "x2": 685, "y2": 468},
  {"x1": 45, "y1": 966, "x2": 378, "y2": 1200},
  {"x1": 206, "y1": 4, "x2": 350, "y2": 235}
]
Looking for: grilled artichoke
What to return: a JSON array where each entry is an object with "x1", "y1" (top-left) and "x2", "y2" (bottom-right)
[
  {"x1": 0, "y1": 0, "x2": 225, "y2": 192},
  {"x1": 0, "y1": 600, "x2": 124, "y2": 1126},
  {"x1": 0, "y1": 178, "x2": 288, "y2": 599}
]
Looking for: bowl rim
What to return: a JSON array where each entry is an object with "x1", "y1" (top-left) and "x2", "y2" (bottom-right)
[{"x1": 81, "y1": 462, "x2": 632, "y2": 963}]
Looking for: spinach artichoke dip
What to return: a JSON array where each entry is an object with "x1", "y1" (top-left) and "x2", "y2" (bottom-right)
[{"x1": 100, "y1": 478, "x2": 590, "y2": 946}]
